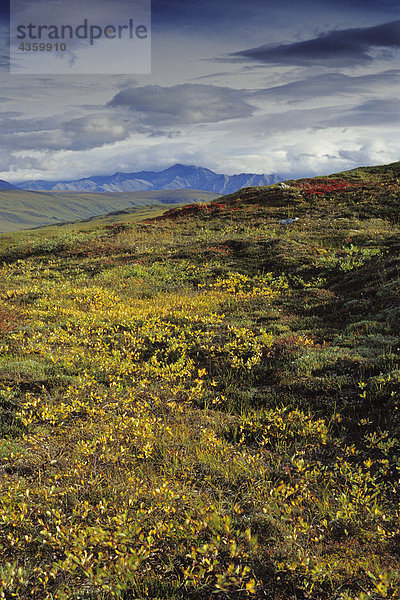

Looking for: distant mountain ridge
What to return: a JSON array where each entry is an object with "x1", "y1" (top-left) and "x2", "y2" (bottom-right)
[{"x1": 17, "y1": 164, "x2": 283, "y2": 194}]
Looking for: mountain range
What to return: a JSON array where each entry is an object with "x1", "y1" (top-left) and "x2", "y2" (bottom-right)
[{"x1": 16, "y1": 164, "x2": 283, "y2": 194}]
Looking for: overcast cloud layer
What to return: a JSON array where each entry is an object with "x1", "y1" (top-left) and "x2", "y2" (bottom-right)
[{"x1": 0, "y1": 0, "x2": 400, "y2": 182}]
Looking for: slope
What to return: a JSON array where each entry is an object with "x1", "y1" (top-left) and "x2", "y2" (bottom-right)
[
  {"x1": 0, "y1": 188, "x2": 217, "y2": 233},
  {"x1": 0, "y1": 160, "x2": 400, "y2": 600}
]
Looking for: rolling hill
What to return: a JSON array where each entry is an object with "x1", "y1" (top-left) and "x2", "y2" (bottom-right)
[
  {"x1": 149, "y1": 160, "x2": 400, "y2": 224},
  {"x1": 0, "y1": 188, "x2": 217, "y2": 233},
  {"x1": 0, "y1": 179, "x2": 16, "y2": 190}
]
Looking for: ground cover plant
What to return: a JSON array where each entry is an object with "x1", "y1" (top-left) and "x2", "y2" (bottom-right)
[
  {"x1": 1, "y1": 161, "x2": 400, "y2": 599},
  {"x1": 0, "y1": 189, "x2": 217, "y2": 233}
]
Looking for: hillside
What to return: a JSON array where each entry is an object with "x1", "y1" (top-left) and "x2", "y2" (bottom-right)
[
  {"x1": 16, "y1": 164, "x2": 283, "y2": 194},
  {"x1": 1, "y1": 161, "x2": 400, "y2": 599},
  {"x1": 152, "y1": 160, "x2": 400, "y2": 224},
  {"x1": 0, "y1": 188, "x2": 217, "y2": 233},
  {"x1": 0, "y1": 179, "x2": 16, "y2": 190}
]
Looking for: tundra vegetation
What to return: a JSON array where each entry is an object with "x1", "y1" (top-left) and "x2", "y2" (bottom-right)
[{"x1": 1, "y1": 162, "x2": 400, "y2": 599}]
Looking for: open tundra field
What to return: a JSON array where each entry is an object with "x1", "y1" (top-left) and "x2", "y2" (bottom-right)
[
  {"x1": 1, "y1": 162, "x2": 400, "y2": 599},
  {"x1": 0, "y1": 189, "x2": 218, "y2": 233}
]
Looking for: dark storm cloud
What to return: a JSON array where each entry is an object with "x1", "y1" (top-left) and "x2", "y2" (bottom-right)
[
  {"x1": 108, "y1": 84, "x2": 255, "y2": 124},
  {"x1": 0, "y1": 0, "x2": 8, "y2": 19},
  {"x1": 234, "y1": 20, "x2": 400, "y2": 66},
  {"x1": 0, "y1": 18, "x2": 8, "y2": 71},
  {"x1": 152, "y1": 0, "x2": 399, "y2": 30}
]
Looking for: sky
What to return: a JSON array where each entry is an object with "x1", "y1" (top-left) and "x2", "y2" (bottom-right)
[{"x1": 0, "y1": 0, "x2": 399, "y2": 182}]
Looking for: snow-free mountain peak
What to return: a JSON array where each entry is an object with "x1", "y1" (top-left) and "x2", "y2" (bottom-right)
[{"x1": 17, "y1": 164, "x2": 284, "y2": 194}]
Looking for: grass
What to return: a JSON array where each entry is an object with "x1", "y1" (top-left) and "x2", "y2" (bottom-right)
[
  {"x1": 0, "y1": 161, "x2": 400, "y2": 598},
  {"x1": 0, "y1": 189, "x2": 218, "y2": 233}
]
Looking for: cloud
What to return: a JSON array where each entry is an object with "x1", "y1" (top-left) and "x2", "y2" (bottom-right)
[
  {"x1": 233, "y1": 20, "x2": 400, "y2": 67},
  {"x1": 0, "y1": 114, "x2": 132, "y2": 151},
  {"x1": 0, "y1": 20, "x2": 9, "y2": 72},
  {"x1": 62, "y1": 114, "x2": 130, "y2": 149},
  {"x1": 325, "y1": 98, "x2": 400, "y2": 127},
  {"x1": 212, "y1": 94, "x2": 400, "y2": 139},
  {"x1": 253, "y1": 70, "x2": 400, "y2": 103},
  {"x1": 108, "y1": 84, "x2": 255, "y2": 124}
]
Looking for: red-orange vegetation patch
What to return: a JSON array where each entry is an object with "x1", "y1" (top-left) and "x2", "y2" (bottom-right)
[
  {"x1": 263, "y1": 334, "x2": 330, "y2": 360},
  {"x1": 292, "y1": 178, "x2": 360, "y2": 197},
  {"x1": 142, "y1": 199, "x2": 252, "y2": 223},
  {"x1": 0, "y1": 304, "x2": 24, "y2": 333}
]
